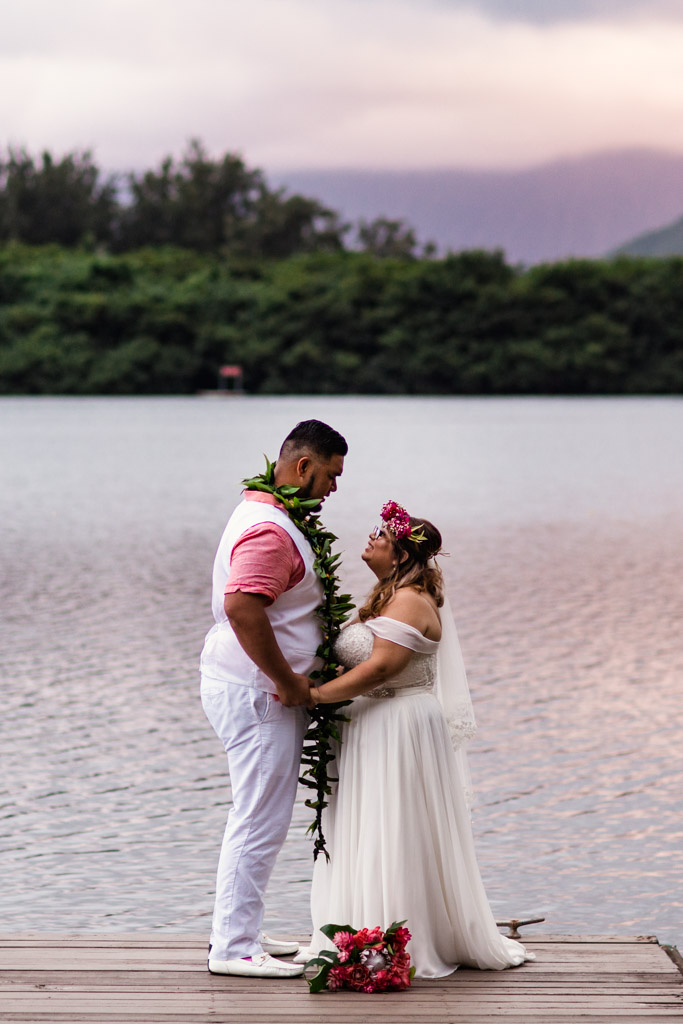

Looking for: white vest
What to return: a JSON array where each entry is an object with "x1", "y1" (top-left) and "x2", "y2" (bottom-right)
[{"x1": 200, "y1": 500, "x2": 324, "y2": 693}]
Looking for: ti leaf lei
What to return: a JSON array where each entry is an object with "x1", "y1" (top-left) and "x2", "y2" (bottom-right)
[{"x1": 242, "y1": 457, "x2": 354, "y2": 861}]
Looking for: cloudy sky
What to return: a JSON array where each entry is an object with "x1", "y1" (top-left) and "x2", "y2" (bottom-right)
[{"x1": 3, "y1": 0, "x2": 683, "y2": 174}]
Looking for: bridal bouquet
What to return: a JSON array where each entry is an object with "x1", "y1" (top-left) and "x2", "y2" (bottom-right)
[{"x1": 306, "y1": 921, "x2": 415, "y2": 993}]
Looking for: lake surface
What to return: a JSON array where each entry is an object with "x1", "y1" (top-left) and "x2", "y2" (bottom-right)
[{"x1": 1, "y1": 396, "x2": 681, "y2": 947}]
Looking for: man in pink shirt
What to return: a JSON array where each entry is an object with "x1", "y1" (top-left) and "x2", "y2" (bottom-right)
[{"x1": 200, "y1": 420, "x2": 347, "y2": 978}]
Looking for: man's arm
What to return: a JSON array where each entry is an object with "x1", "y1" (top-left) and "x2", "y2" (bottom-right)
[{"x1": 223, "y1": 591, "x2": 313, "y2": 707}]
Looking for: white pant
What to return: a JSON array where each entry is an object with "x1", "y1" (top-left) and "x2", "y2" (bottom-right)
[{"x1": 201, "y1": 679, "x2": 307, "y2": 961}]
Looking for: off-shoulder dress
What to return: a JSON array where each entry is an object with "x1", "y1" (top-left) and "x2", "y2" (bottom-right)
[{"x1": 307, "y1": 616, "x2": 534, "y2": 979}]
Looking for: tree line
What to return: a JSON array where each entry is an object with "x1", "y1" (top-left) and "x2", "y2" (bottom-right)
[
  {"x1": 1, "y1": 243, "x2": 681, "y2": 395},
  {"x1": 0, "y1": 141, "x2": 426, "y2": 259}
]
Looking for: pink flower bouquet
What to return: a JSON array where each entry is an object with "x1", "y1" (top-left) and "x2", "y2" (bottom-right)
[{"x1": 305, "y1": 921, "x2": 415, "y2": 993}]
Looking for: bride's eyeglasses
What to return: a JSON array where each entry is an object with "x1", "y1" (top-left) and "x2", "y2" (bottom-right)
[{"x1": 371, "y1": 526, "x2": 389, "y2": 539}]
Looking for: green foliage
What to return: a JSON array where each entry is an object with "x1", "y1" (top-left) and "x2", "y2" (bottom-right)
[
  {"x1": 356, "y1": 216, "x2": 420, "y2": 258},
  {"x1": 0, "y1": 243, "x2": 682, "y2": 394},
  {"x1": 0, "y1": 140, "x2": 353, "y2": 259},
  {"x1": 117, "y1": 139, "x2": 266, "y2": 252},
  {"x1": 0, "y1": 148, "x2": 117, "y2": 247}
]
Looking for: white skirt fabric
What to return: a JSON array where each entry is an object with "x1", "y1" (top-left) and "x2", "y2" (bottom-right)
[{"x1": 309, "y1": 689, "x2": 533, "y2": 978}]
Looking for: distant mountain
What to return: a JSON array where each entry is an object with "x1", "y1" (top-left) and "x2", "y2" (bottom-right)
[
  {"x1": 612, "y1": 215, "x2": 683, "y2": 257},
  {"x1": 274, "y1": 149, "x2": 683, "y2": 265}
]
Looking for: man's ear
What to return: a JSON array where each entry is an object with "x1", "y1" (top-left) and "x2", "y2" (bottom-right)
[{"x1": 295, "y1": 455, "x2": 312, "y2": 479}]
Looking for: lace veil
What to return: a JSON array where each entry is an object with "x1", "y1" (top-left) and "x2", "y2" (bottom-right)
[
  {"x1": 434, "y1": 586, "x2": 477, "y2": 806},
  {"x1": 435, "y1": 591, "x2": 477, "y2": 749}
]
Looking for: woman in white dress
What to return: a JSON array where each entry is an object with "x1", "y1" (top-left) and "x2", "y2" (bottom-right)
[{"x1": 303, "y1": 501, "x2": 534, "y2": 979}]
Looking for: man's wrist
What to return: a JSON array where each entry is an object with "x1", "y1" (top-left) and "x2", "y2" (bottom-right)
[{"x1": 273, "y1": 670, "x2": 306, "y2": 699}]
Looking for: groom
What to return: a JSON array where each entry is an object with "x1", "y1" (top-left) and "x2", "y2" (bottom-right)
[{"x1": 200, "y1": 419, "x2": 347, "y2": 979}]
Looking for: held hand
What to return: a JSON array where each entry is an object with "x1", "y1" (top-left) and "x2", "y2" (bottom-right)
[{"x1": 277, "y1": 672, "x2": 315, "y2": 707}]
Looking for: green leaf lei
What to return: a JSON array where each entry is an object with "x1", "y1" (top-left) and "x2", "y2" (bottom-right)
[{"x1": 242, "y1": 457, "x2": 354, "y2": 861}]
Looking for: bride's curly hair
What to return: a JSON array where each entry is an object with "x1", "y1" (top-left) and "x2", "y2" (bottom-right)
[{"x1": 358, "y1": 516, "x2": 444, "y2": 621}]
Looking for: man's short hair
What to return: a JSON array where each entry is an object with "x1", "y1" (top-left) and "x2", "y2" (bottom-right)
[{"x1": 279, "y1": 419, "x2": 348, "y2": 461}]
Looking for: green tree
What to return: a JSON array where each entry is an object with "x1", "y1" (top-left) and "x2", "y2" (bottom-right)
[
  {"x1": 0, "y1": 148, "x2": 117, "y2": 246},
  {"x1": 357, "y1": 217, "x2": 419, "y2": 259},
  {"x1": 118, "y1": 139, "x2": 349, "y2": 257},
  {"x1": 117, "y1": 140, "x2": 264, "y2": 251},
  {"x1": 245, "y1": 191, "x2": 349, "y2": 258}
]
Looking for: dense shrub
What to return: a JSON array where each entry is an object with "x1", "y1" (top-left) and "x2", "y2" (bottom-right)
[{"x1": 0, "y1": 244, "x2": 681, "y2": 395}]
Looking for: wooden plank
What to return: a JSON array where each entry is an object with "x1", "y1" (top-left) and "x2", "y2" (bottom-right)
[
  {"x1": 521, "y1": 935, "x2": 661, "y2": 944},
  {"x1": 0, "y1": 987, "x2": 678, "y2": 1002},
  {"x1": 1, "y1": 1014, "x2": 682, "y2": 1022},
  {"x1": 1, "y1": 1015, "x2": 679, "y2": 1024},
  {"x1": 0, "y1": 942, "x2": 671, "y2": 958},
  {"x1": 1, "y1": 1019, "x2": 680, "y2": 1024},
  {"x1": 2, "y1": 976, "x2": 681, "y2": 994},
  {"x1": 0, "y1": 932, "x2": 659, "y2": 947},
  {"x1": 0, "y1": 998, "x2": 681, "y2": 1014}
]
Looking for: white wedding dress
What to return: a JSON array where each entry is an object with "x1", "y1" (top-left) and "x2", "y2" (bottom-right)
[{"x1": 307, "y1": 615, "x2": 534, "y2": 979}]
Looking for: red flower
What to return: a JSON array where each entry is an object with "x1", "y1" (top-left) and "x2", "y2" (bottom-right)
[
  {"x1": 372, "y1": 969, "x2": 390, "y2": 992},
  {"x1": 391, "y1": 951, "x2": 411, "y2": 971},
  {"x1": 381, "y1": 500, "x2": 402, "y2": 519},
  {"x1": 386, "y1": 960, "x2": 412, "y2": 989},
  {"x1": 345, "y1": 964, "x2": 372, "y2": 991},
  {"x1": 392, "y1": 926, "x2": 412, "y2": 951},
  {"x1": 389, "y1": 971, "x2": 411, "y2": 989},
  {"x1": 327, "y1": 965, "x2": 348, "y2": 990}
]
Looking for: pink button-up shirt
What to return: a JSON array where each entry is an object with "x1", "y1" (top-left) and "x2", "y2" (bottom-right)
[{"x1": 223, "y1": 491, "x2": 305, "y2": 605}]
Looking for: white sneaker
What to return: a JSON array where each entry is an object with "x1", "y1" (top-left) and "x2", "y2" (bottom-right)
[
  {"x1": 208, "y1": 953, "x2": 304, "y2": 978},
  {"x1": 261, "y1": 932, "x2": 300, "y2": 956}
]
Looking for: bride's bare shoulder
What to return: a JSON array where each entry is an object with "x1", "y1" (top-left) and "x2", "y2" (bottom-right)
[{"x1": 383, "y1": 587, "x2": 441, "y2": 638}]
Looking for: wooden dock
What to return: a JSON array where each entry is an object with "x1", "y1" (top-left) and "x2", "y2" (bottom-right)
[{"x1": 1, "y1": 933, "x2": 681, "y2": 1022}]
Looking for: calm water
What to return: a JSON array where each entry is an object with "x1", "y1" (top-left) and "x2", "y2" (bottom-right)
[{"x1": 1, "y1": 396, "x2": 681, "y2": 947}]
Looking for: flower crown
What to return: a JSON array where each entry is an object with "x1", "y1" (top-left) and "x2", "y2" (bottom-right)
[{"x1": 381, "y1": 500, "x2": 427, "y2": 543}]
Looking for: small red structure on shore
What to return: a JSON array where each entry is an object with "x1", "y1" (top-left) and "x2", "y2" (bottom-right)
[{"x1": 217, "y1": 364, "x2": 243, "y2": 392}]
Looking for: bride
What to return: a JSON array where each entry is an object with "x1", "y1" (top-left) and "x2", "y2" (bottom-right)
[{"x1": 300, "y1": 500, "x2": 534, "y2": 979}]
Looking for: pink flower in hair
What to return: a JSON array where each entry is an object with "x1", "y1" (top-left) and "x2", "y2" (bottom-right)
[
  {"x1": 380, "y1": 500, "x2": 427, "y2": 544},
  {"x1": 380, "y1": 500, "x2": 403, "y2": 519},
  {"x1": 380, "y1": 500, "x2": 412, "y2": 539}
]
